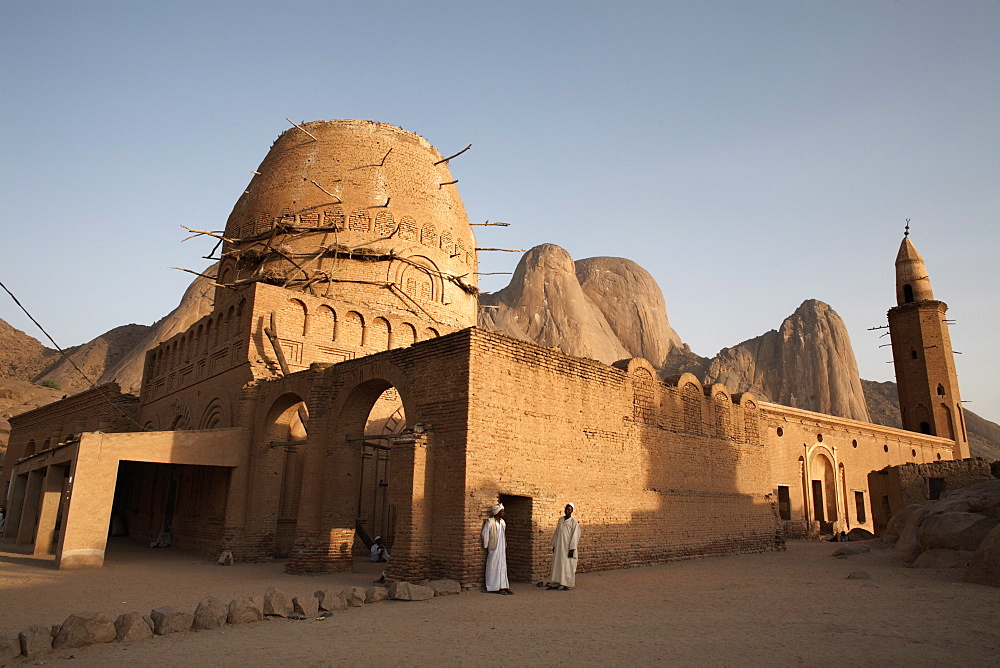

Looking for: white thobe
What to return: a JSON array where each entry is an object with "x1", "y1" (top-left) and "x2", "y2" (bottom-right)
[
  {"x1": 481, "y1": 517, "x2": 509, "y2": 591},
  {"x1": 549, "y1": 516, "x2": 580, "y2": 587}
]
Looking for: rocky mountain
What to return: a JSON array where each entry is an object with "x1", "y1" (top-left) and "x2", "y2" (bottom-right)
[
  {"x1": 702, "y1": 299, "x2": 870, "y2": 422},
  {"x1": 0, "y1": 318, "x2": 67, "y2": 381},
  {"x1": 479, "y1": 244, "x2": 682, "y2": 368}
]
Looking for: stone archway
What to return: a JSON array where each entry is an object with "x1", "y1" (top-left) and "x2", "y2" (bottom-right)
[{"x1": 808, "y1": 450, "x2": 837, "y2": 532}]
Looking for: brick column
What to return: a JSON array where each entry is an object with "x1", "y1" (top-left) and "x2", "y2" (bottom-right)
[{"x1": 385, "y1": 433, "x2": 430, "y2": 582}]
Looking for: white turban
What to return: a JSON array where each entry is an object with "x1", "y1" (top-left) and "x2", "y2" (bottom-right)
[
  {"x1": 491, "y1": 503, "x2": 504, "y2": 516},
  {"x1": 567, "y1": 502, "x2": 575, "y2": 509}
]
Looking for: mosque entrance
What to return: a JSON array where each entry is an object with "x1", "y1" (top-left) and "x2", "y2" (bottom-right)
[{"x1": 498, "y1": 494, "x2": 534, "y2": 582}]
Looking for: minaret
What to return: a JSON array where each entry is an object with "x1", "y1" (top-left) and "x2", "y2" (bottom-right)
[{"x1": 887, "y1": 225, "x2": 970, "y2": 458}]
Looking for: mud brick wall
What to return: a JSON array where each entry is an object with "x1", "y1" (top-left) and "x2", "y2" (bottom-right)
[
  {"x1": 867, "y1": 458, "x2": 994, "y2": 533},
  {"x1": 763, "y1": 403, "x2": 958, "y2": 536},
  {"x1": 463, "y1": 329, "x2": 778, "y2": 585},
  {"x1": 2, "y1": 384, "x2": 138, "y2": 503}
]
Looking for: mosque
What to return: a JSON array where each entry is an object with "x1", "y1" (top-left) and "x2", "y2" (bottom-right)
[{"x1": 0, "y1": 121, "x2": 969, "y2": 585}]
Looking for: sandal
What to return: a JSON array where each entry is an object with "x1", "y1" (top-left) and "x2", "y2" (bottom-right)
[{"x1": 558, "y1": 585, "x2": 570, "y2": 591}]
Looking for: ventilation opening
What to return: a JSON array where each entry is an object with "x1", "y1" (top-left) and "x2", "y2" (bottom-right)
[
  {"x1": 910, "y1": 349, "x2": 918, "y2": 360},
  {"x1": 903, "y1": 284, "x2": 914, "y2": 303},
  {"x1": 777, "y1": 486, "x2": 791, "y2": 521},
  {"x1": 937, "y1": 384, "x2": 946, "y2": 396}
]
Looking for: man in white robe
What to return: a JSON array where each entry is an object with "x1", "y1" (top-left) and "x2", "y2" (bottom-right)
[
  {"x1": 481, "y1": 503, "x2": 513, "y2": 594},
  {"x1": 547, "y1": 503, "x2": 580, "y2": 590}
]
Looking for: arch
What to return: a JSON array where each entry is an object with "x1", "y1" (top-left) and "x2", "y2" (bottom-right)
[
  {"x1": 424, "y1": 327, "x2": 440, "y2": 339},
  {"x1": 455, "y1": 239, "x2": 466, "y2": 263},
  {"x1": 349, "y1": 210, "x2": 370, "y2": 232},
  {"x1": 226, "y1": 304, "x2": 237, "y2": 340},
  {"x1": 374, "y1": 211, "x2": 395, "y2": 237},
  {"x1": 284, "y1": 299, "x2": 308, "y2": 337},
  {"x1": 393, "y1": 255, "x2": 444, "y2": 303},
  {"x1": 711, "y1": 385, "x2": 735, "y2": 440},
  {"x1": 218, "y1": 261, "x2": 235, "y2": 287},
  {"x1": 324, "y1": 207, "x2": 345, "y2": 229},
  {"x1": 682, "y1": 382, "x2": 702, "y2": 432},
  {"x1": 369, "y1": 317, "x2": 391, "y2": 351},
  {"x1": 342, "y1": 311, "x2": 365, "y2": 347},
  {"x1": 398, "y1": 322, "x2": 418, "y2": 347},
  {"x1": 940, "y1": 403, "x2": 955, "y2": 440},
  {"x1": 734, "y1": 393, "x2": 759, "y2": 443},
  {"x1": 199, "y1": 395, "x2": 232, "y2": 430},
  {"x1": 205, "y1": 318, "x2": 214, "y2": 351},
  {"x1": 439, "y1": 229, "x2": 453, "y2": 254},
  {"x1": 631, "y1": 367, "x2": 656, "y2": 423},
  {"x1": 170, "y1": 403, "x2": 193, "y2": 431},
  {"x1": 915, "y1": 404, "x2": 933, "y2": 435},
  {"x1": 398, "y1": 216, "x2": 418, "y2": 241},
  {"x1": 254, "y1": 392, "x2": 310, "y2": 559},
  {"x1": 903, "y1": 284, "x2": 914, "y2": 303},
  {"x1": 808, "y1": 449, "x2": 838, "y2": 525},
  {"x1": 194, "y1": 324, "x2": 204, "y2": 358},
  {"x1": 420, "y1": 223, "x2": 437, "y2": 247},
  {"x1": 910, "y1": 348, "x2": 918, "y2": 360},
  {"x1": 317, "y1": 305, "x2": 338, "y2": 341},
  {"x1": 24, "y1": 439, "x2": 36, "y2": 458}
]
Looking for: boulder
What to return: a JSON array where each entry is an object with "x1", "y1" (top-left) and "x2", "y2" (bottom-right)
[
  {"x1": 53, "y1": 612, "x2": 116, "y2": 649},
  {"x1": 917, "y1": 512, "x2": 998, "y2": 552},
  {"x1": 966, "y1": 523, "x2": 1000, "y2": 587},
  {"x1": 114, "y1": 612, "x2": 154, "y2": 642},
  {"x1": 19, "y1": 624, "x2": 52, "y2": 657},
  {"x1": 830, "y1": 543, "x2": 870, "y2": 557},
  {"x1": 427, "y1": 579, "x2": 462, "y2": 596},
  {"x1": 911, "y1": 548, "x2": 974, "y2": 569},
  {"x1": 846, "y1": 528, "x2": 876, "y2": 542},
  {"x1": 314, "y1": 589, "x2": 347, "y2": 612},
  {"x1": 365, "y1": 586, "x2": 389, "y2": 604},
  {"x1": 150, "y1": 606, "x2": 194, "y2": 635},
  {"x1": 192, "y1": 596, "x2": 228, "y2": 630},
  {"x1": 934, "y1": 479, "x2": 1000, "y2": 521},
  {"x1": 0, "y1": 635, "x2": 21, "y2": 663},
  {"x1": 847, "y1": 571, "x2": 871, "y2": 580},
  {"x1": 389, "y1": 581, "x2": 435, "y2": 601},
  {"x1": 227, "y1": 597, "x2": 263, "y2": 625},
  {"x1": 341, "y1": 587, "x2": 366, "y2": 608},
  {"x1": 886, "y1": 504, "x2": 924, "y2": 537},
  {"x1": 896, "y1": 504, "x2": 933, "y2": 563},
  {"x1": 292, "y1": 596, "x2": 316, "y2": 617},
  {"x1": 263, "y1": 586, "x2": 292, "y2": 617}
]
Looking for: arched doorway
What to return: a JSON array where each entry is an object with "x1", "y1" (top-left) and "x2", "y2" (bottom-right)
[
  {"x1": 355, "y1": 386, "x2": 407, "y2": 556},
  {"x1": 261, "y1": 393, "x2": 308, "y2": 558},
  {"x1": 808, "y1": 451, "x2": 837, "y2": 534}
]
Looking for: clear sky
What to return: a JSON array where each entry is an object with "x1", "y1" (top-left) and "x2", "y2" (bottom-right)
[{"x1": 2, "y1": 1, "x2": 998, "y2": 423}]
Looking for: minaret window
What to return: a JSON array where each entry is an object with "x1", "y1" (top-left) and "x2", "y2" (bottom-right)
[
  {"x1": 936, "y1": 384, "x2": 945, "y2": 396},
  {"x1": 910, "y1": 349, "x2": 918, "y2": 360},
  {"x1": 903, "y1": 284, "x2": 914, "y2": 303}
]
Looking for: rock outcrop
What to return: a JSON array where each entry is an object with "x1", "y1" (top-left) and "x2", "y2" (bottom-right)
[{"x1": 702, "y1": 300, "x2": 870, "y2": 422}]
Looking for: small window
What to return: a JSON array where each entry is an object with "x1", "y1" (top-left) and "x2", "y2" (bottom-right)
[
  {"x1": 852, "y1": 439, "x2": 858, "y2": 448},
  {"x1": 903, "y1": 284, "x2": 914, "y2": 303},
  {"x1": 777, "y1": 486, "x2": 791, "y2": 521},
  {"x1": 936, "y1": 453, "x2": 942, "y2": 460},
  {"x1": 910, "y1": 349, "x2": 918, "y2": 360},
  {"x1": 817, "y1": 433, "x2": 823, "y2": 443},
  {"x1": 776, "y1": 427, "x2": 783, "y2": 437},
  {"x1": 919, "y1": 422, "x2": 932, "y2": 435},
  {"x1": 883, "y1": 444, "x2": 889, "y2": 453},
  {"x1": 854, "y1": 491, "x2": 867, "y2": 523},
  {"x1": 937, "y1": 384, "x2": 946, "y2": 396},
  {"x1": 911, "y1": 448, "x2": 917, "y2": 457}
]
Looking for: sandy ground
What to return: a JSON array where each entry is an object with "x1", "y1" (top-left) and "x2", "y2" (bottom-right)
[{"x1": 1, "y1": 538, "x2": 998, "y2": 667}]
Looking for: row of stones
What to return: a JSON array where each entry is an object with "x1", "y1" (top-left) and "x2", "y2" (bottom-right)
[{"x1": 1, "y1": 579, "x2": 461, "y2": 660}]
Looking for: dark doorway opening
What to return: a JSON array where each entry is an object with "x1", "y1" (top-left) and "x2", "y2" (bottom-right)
[
  {"x1": 811, "y1": 480, "x2": 825, "y2": 523},
  {"x1": 498, "y1": 494, "x2": 533, "y2": 582},
  {"x1": 777, "y1": 486, "x2": 791, "y2": 521},
  {"x1": 928, "y1": 477, "x2": 946, "y2": 500},
  {"x1": 854, "y1": 491, "x2": 867, "y2": 524}
]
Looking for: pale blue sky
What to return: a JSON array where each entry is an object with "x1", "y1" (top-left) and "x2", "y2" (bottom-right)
[{"x1": 2, "y1": 1, "x2": 998, "y2": 422}]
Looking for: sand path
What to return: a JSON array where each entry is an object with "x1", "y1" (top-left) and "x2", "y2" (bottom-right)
[{"x1": 1, "y1": 539, "x2": 998, "y2": 666}]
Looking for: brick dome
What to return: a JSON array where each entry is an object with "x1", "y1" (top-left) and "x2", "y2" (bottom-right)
[{"x1": 219, "y1": 119, "x2": 478, "y2": 331}]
